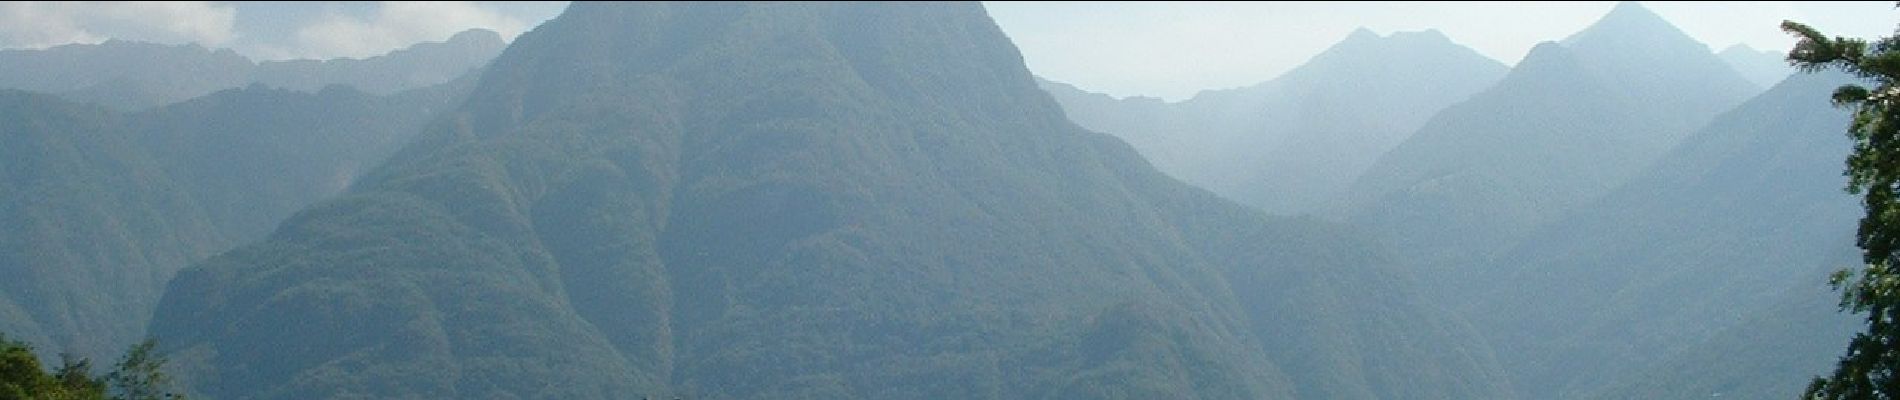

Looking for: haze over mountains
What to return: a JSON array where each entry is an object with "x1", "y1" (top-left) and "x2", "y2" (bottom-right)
[
  {"x1": 0, "y1": 29, "x2": 503, "y2": 110},
  {"x1": 0, "y1": 1, "x2": 1872, "y2": 399},
  {"x1": 0, "y1": 30, "x2": 487, "y2": 367},
  {"x1": 143, "y1": 3, "x2": 1507, "y2": 398},
  {"x1": 1719, "y1": 43, "x2": 1794, "y2": 89},
  {"x1": 1465, "y1": 70, "x2": 1861, "y2": 399},
  {"x1": 1041, "y1": 27, "x2": 1507, "y2": 215},
  {"x1": 1043, "y1": 2, "x2": 1855, "y2": 398},
  {"x1": 1338, "y1": 1, "x2": 1761, "y2": 298}
]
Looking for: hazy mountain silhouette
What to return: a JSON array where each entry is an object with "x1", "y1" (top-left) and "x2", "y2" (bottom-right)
[
  {"x1": 0, "y1": 41, "x2": 252, "y2": 110},
  {"x1": 1719, "y1": 43, "x2": 1790, "y2": 89},
  {"x1": 0, "y1": 29, "x2": 503, "y2": 110},
  {"x1": 0, "y1": 72, "x2": 474, "y2": 370},
  {"x1": 1334, "y1": 2, "x2": 1758, "y2": 302},
  {"x1": 149, "y1": 3, "x2": 1509, "y2": 399},
  {"x1": 251, "y1": 29, "x2": 505, "y2": 95},
  {"x1": 1465, "y1": 69, "x2": 1861, "y2": 398},
  {"x1": 1042, "y1": 28, "x2": 1506, "y2": 215}
]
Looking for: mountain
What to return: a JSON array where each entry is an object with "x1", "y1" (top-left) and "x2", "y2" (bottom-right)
[
  {"x1": 251, "y1": 29, "x2": 506, "y2": 95},
  {"x1": 1334, "y1": 1, "x2": 1759, "y2": 300},
  {"x1": 1586, "y1": 253, "x2": 1858, "y2": 400},
  {"x1": 127, "y1": 78, "x2": 476, "y2": 242},
  {"x1": 1464, "y1": 71, "x2": 1862, "y2": 398},
  {"x1": 1719, "y1": 43, "x2": 1790, "y2": 89},
  {"x1": 1042, "y1": 28, "x2": 1507, "y2": 215},
  {"x1": 0, "y1": 90, "x2": 226, "y2": 364},
  {"x1": 1036, "y1": 78, "x2": 1184, "y2": 175},
  {"x1": 149, "y1": 3, "x2": 1509, "y2": 399},
  {"x1": 0, "y1": 41, "x2": 253, "y2": 110},
  {"x1": 0, "y1": 69, "x2": 473, "y2": 370},
  {"x1": 0, "y1": 29, "x2": 503, "y2": 110}
]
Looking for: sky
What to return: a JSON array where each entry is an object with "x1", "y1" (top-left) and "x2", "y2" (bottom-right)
[
  {"x1": 0, "y1": 1, "x2": 567, "y2": 60},
  {"x1": 0, "y1": 1, "x2": 1894, "y2": 101},
  {"x1": 988, "y1": 1, "x2": 1900, "y2": 100}
]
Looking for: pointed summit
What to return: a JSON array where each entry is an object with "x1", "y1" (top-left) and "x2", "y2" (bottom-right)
[
  {"x1": 1545, "y1": 0, "x2": 1753, "y2": 104},
  {"x1": 1609, "y1": 1, "x2": 1654, "y2": 17},
  {"x1": 1563, "y1": 1, "x2": 1705, "y2": 53},
  {"x1": 1388, "y1": 28, "x2": 1452, "y2": 44},
  {"x1": 1344, "y1": 27, "x2": 1379, "y2": 42},
  {"x1": 1597, "y1": 1, "x2": 1669, "y2": 28}
]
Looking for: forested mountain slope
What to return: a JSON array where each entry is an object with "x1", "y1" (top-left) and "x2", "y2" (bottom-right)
[{"x1": 149, "y1": 2, "x2": 1509, "y2": 399}]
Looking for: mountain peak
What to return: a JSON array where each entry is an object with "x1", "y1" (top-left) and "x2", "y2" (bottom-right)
[
  {"x1": 1609, "y1": 1, "x2": 1650, "y2": 16},
  {"x1": 446, "y1": 28, "x2": 504, "y2": 46},
  {"x1": 1389, "y1": 29, "x2": 1451, "y2": 43},
  {"x1": 1720, "y1": 43, "x2": 1759, "y2": 54},
  {"x1": 1564, "y1": 1, "x2": 1701, "y2": 51},
  {"x1": 458, "y1": 2, "x2": 1052, "y2": 139},
  {"x1": 1345, "y1": 27, "x2": 1379, "y2": 42},
  {"x1": 1597, "y1": 1, "x2": 1664, "y2": 28},
  {"x1": 1548, "y1": 0, "x2": 1753, "y2": 98},
  {"x1": 1325, "y1": 28, "x2": 1461, "y2": 57}
]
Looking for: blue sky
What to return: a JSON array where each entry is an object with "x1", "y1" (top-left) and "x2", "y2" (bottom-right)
[{"x1": 1, "y1": 2, "x2": 1894, "y2": 100}]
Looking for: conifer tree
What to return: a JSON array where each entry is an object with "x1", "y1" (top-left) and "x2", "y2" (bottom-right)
[{"x1": 1784, "y1": 15, "x2": 1900, "y2": 399}]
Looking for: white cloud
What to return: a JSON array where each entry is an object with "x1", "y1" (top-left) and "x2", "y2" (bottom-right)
[
  {"x1": 0, "y1": 1, "x2": 234, "y2": 49},
  {"x1": 286, "y1": 1, "x2": 529, "y2": 60}
]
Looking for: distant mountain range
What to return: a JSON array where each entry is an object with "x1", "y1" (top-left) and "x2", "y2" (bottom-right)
[
  {"x1": 1720, "y1": 43, "x2": 1793, "y2": 88},
  {"x1": 1045, "y1": 2, "x2": 1847, "y2": 398},
  {"x1": 1467, "y1": 70, "x2": 1861, "y2": 399},
  {"x1": 1336, "y1": 1, "x2": 1759, "y2": 299},
  {"x1": 0, "y1": 29, "x2": 503, "y2": 110},
  {"x1": 0, "y1": 74, "x2": 474, "y2": 366},
  {"x1": 1041, "y1": 28, "x2": 1507, "y2": 215}
]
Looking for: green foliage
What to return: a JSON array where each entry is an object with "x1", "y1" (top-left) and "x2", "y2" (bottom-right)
[
  {"x1": 0, "y1": 334, "x2": 184, "y2": 400},
  {"x1": 103, "y1": 340, "x2": 173, "y2": 400},
  {"x1": 1783, "y1": 16, "x2": 1900, "y2": 399}
]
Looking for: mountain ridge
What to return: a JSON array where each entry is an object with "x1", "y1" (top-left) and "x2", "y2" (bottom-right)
[
  {"x1": 1334, "y1": 2, "x2": 1759, "y2": 306},
  {"x1": 0, "y1": 28, "x2": 505, "y2": 110},
  {"x1": 1042, "y1": 27, "x2": 1507, "y2": 215},
  {"x1": 1467, "y1": 70, "x2": 1863, "y2": 399},
  {"x1": 150, "y1": 3, "x2": 1511, "y2": 398}
]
